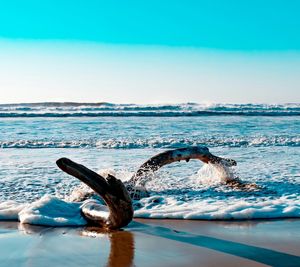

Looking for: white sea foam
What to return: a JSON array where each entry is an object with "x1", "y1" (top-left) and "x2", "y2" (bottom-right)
[
  {"x1": 1, "y1": 136, "x2": 299, "y2": 149},
  {"x1": 0, "y1": 195, "x2": 87, "y2": 226},
  {"x1": 0, "y1": 163, "x2": 299, "y2": 226},
  {"x1": 0, "y1": 201, "x2": 25, "y2": 220},
  {"x1": 19, "y1": 195, "x2": 87, "y2": 226},
  {"x1": 1, "y1": 193, "x2": 299, "y2": 226},
  {"x1": 133, "y1": 194, "x2": 300, "y2": 220}
]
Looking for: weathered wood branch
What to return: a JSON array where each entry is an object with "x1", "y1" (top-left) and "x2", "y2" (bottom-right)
[
  {"x1": 129, "y1": 146, "x2": 237, "y2": 186},
  {"x1": 225, "y1": 179, "x2": 260, "y2": 190},
  {"x1": 56, "y1": 158, "x2": 133, "y2": 230}
]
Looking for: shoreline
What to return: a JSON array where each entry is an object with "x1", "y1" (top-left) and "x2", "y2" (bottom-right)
[{"x1": 1, "y1": 218, "x2": 300, "y2": 267}]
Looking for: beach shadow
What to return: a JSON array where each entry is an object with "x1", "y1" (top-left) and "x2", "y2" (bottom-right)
[{"x1": 129, "y1": 221, "x2": 300, "y2": 267}]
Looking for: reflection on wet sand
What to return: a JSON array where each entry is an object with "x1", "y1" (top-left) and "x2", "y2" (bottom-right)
[
  {"x1": 1, "y1": 220, "x2": 300, "y2": 267},
  {"x1": 81, "y1": 227, "x2": 135, "y2": 267},
  {"x1": 107, "y1": 231, "x2": 134, "y2": 267},
  {"x1": 0, "y1": 222, "x2": 135, "y2": 267}
]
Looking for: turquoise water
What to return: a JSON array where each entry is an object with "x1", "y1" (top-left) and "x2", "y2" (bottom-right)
[{"x1": 0, "y1": 103, "x2": 299, "y2": 223}]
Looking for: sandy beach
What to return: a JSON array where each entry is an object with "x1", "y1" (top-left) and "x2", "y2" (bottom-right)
[{"x1": 1, "y1": 218, "x2": 299, "y2": 267}]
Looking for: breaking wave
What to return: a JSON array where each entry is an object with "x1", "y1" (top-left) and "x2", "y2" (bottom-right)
[
  {"x1": 0, "y1": 102, "x2": 299, "y2": 117},
  {"x1": 1, "y1": 136, "x2": 299, "y2": 149}
]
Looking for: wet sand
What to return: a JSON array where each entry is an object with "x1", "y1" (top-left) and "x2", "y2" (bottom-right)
[{"x1": 0, "y1": 219, "x2": 300, "y2": 267}]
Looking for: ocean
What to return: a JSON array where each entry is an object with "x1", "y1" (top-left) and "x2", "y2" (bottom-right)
[{"x1": 0, "y1": 102, "x2": 299, "y2": 225}]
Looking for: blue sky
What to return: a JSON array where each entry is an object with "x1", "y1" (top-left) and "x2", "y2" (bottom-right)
[{"x1": 0, "y1": 1, "x2": 299, "y2": 103}]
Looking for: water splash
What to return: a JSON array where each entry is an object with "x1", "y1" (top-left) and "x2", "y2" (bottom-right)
[{"x1": 193, "y1": 163, "x2": 237, "y2": 185}]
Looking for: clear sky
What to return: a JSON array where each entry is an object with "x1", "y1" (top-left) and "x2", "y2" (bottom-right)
[{"x1": 0, "y1": 0, "x2": 299, "y2": 103}]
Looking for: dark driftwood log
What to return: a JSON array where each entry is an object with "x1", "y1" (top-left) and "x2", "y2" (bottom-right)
[
  {"x1": 128, "y1": 146, "x2": 259, "y2": 190},
  {"x1": 129, "y1": 146, "x2": 237, "y2": 186},
  {"x1": 56, "y1": 158, "x2": 133, "y2": 230}
]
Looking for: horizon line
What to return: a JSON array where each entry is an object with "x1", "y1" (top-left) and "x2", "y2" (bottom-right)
[{"x1": 0, "y1": 101, "x2": 299, "y2": 106}]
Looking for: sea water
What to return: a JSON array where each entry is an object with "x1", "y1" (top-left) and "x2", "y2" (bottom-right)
[{"x1": 0, "y1": 103, "x2": 299, "y2": 225}]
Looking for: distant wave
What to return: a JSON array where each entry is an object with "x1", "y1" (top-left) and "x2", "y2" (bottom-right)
[
  {"x1": 1, "y1": 136, "x2": 299, "y2": 148},
  {"x1": 0, "y1": 102, "x2": 299, "y2": 117}
]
